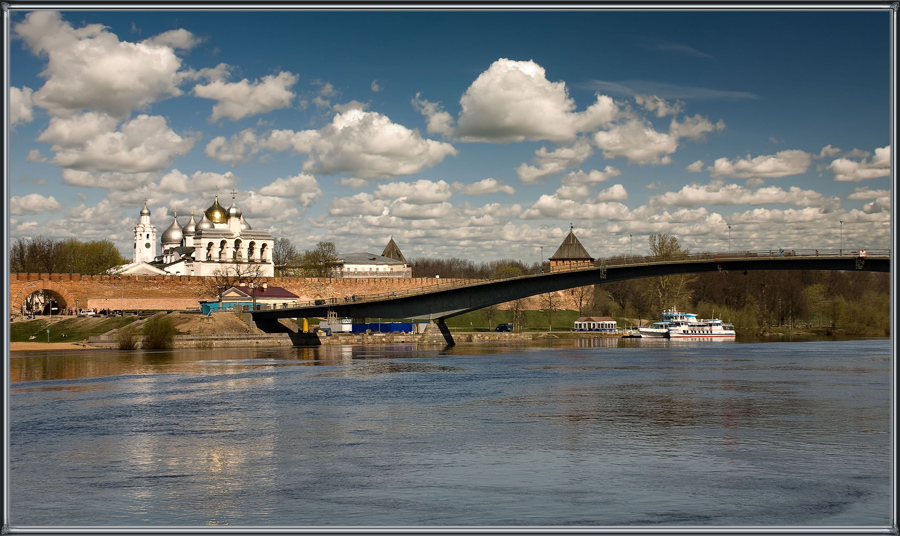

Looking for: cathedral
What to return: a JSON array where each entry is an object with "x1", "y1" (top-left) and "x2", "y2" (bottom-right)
[{"x1": 117, "y1": 193, "x2": 275, "y2": 277}]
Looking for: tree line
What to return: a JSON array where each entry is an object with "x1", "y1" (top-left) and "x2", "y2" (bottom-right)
[{"x1": 10, "y1": 236, "x2": 127, "y2": 275}]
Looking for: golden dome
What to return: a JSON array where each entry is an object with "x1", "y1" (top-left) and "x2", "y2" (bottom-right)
[{"x1": 205, "y1": 195, "x2": 227, "y2": 224}]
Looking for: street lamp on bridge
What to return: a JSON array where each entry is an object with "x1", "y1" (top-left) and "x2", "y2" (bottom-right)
[
  {"x1": 840, "y1": 220, "x2": 843, "y2": 256},
  {"x1": 728, "y1": 225, "x2": 732, "y2": 251}
]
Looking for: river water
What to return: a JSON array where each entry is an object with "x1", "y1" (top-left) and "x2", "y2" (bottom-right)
[{"x1": 8, "y1": 338, "x2": 892, "y2": 528}]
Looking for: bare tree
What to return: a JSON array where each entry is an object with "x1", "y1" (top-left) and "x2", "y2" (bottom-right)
[
  {"x1": 569, "y1": 285, "x2": 592, "y2": 315},
  {"x1": 299, "y1": 241, "x2": 339, "y2": 278},
  {"x1": 272, "y1": 237, "x2": 298, "y2": 276},
  {"x1": 200, "y1": 262, "x2": 266, "y2": 298},
  {"x1": 540, "y1": 292, "x2": 557, "y2": 332},
  {"x1": 646, "y1": 233, "x2": 696, "y2": 312}
]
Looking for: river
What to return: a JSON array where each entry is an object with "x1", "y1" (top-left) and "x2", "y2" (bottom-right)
[{"x1": 7, "y1": 338, "x2": 892, "y2": 528}]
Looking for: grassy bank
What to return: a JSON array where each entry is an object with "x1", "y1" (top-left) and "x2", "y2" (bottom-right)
[{"x1": 9, "y1": 316, "x2": 139, "y2": 343}]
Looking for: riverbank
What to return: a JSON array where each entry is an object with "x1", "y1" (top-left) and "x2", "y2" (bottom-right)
[{"x1": 10, "y1": 341, "x2": 91, "y2": 351}]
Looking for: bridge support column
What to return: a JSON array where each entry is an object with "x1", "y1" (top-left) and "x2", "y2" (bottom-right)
[{"x1": 420, "y1": 319, "x2": 455, "y2": 346}]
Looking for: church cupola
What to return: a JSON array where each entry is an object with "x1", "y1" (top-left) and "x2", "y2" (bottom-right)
[
  {"x1": 133, "y1": 200, "x2": 158, "y2": 264},
  {"x1": 205, "y1": 195, "x2": 227, "y2": 224},
  {"x1": 161, "y1": 210, "x2": 184, "y2": 246}
]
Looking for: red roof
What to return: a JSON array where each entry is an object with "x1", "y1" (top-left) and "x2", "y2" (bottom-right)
[{"x1": 232, "y1": 285, "x2": 298, "y2": 299}]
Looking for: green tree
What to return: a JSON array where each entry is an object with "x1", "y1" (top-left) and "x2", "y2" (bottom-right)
[
  {"x1": 272, "y1": 237, "x2": 299, "y2": 276},
  {"x1": 646, "y1": 233, "x2": 696, "y2": 312},
  {"x1": 300, "y1": 241, "x2": 339, "y2": 278},
  {"x1": 142, "y1": 314, "x2": 178, "y2": 349}
]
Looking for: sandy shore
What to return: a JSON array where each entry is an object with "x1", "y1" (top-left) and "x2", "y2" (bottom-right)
[{"x1": 9, "y1": 341, "x2": 93, "y2": 352}]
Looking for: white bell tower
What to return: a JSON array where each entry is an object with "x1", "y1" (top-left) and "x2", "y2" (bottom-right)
[{"x1": 133, "y1": 200, "x2": 158, "y2": 263}]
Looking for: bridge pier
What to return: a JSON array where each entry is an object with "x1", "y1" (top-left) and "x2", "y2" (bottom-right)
[{"x1": 421, "y1": 319, "x2": 455, "y2": 346}]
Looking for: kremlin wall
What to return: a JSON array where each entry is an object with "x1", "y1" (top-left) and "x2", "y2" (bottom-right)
[{"x1": 10, "y1": 273, "x2": 586, "y2": 316}]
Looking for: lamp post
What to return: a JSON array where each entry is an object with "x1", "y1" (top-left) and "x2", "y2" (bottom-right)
[
  {"x1": 728, "y1": 225, "x2": 731, "y2": 252},
  {"x1": 839, "y1": 220, "x2": 843, "y2": 256},
  {"x1": 539, "y1": 246, "x2": 544, "y2": 274},
  {"x1": 629, "y1": 234, "x2": 633, "y2": 260}
]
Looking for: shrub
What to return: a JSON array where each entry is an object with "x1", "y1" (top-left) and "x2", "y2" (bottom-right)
[
  {"x1": 115, "y1": 324, "x2": 140, "y2": 350},
  {"x1": 141, "y1": 314, "x2": 178, "y2": 349}
]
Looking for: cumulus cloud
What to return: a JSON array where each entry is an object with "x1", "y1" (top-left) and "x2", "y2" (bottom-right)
[
  {"x1": 818, "y1": 144, "x2": 841, "y2": 158},
  {"x1": 328, "y1": 193, "x2": 387, "y2": 216},
  {"x1": 10, "y1": 193, "x2": 61, "y2": 215},
  {"x1": 863, "y1": 197, "x2": 891, "y2": 214},
  {"x1": 194, "y1": 71, "x2": 299, "y2": 121},
  {"x1": 452, "y1": 178, "x2": 516, "y2": 195},
  {"x1": 592, "y1": 120, "x2": 678, "y2": 165},
  {"x1": 143, "y1": 28, "x2": 201, "y2": 50},
  {"x1": 257, "y1": 173, "x2": 322, "y2": 207},
  {"x1": 205, "y1": 128, "x2": 262, "y2": 165},
  {"x1": 62, "y1": 169, "x2": 158, "y2": 190},
  {"x1": 686, "y1": 160, "x2": 704, "y2": 172},
  {"x1": 26, "y1": 149, "x2": 45, "y2": 162},
  {"x1": 848, "y1": 187, "x2": 890, "y2": 200},
  {"x1": 412, "y1": 93, "x2": 455, "y2": 136},
  {"x1": 521, "y1": 194, "x2": 631, "y2": 220},
  {"x1": 709, "y1": 150, "x2": 812, "y2": 179},
  {"x1": 267, "y1": 109, "x2": 457, "y2": 178},
  {"x1": 237, "y1": 191, "x2": 302, "y2": 222},
  {"x1": 38, "y1": 113, "x2": 195, "y2": 173},
  {"x1": 453, "y1": 58, "x2": 619, "y2": 143},
  {"x1": 596, "y1": 184, "x2": 628, "y2": 202},
  {"x1": 158, "y1": 169, "x2": 239, "y2": 194},
  {"x1": 375, "y1": 179, "x2": 452, "y2": 204},
  {"x1": 10, "y1": 87, "x2": 34, "y2": 126},
  {"x1": 651, "y1": 181, "x2": 839, "y2": 210},
  {"x1": 560, "y1": 166, "x2": 621, "y2": 186},
  {"x1": 634, "y1": 95, "x2": 683, "y2": 117},
  {"x1": 14, "y1": 11, "x2": 189, "y2": 118},
  {"x1": 828, "y1": 145, "x2": 891, "y2": 181},
  {"x1": 515, "y1": 138, "x2": 594, "y2": 183}
]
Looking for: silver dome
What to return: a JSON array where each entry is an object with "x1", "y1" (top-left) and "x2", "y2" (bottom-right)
[
  {"x1": 228, "y1": 200, "x2": 243, "y2": 219},
  {"x1": 161, "y1": 212, "x2": 183, "y2": 245},
  {"x1": 239, "y1": 215, "x2": 251, "y2": 231},
  {"x1": 197, "y1": 212, "x2": 214, "y2": 231},
  {"x1": 182, "y1": 210, "x2": 197, "y2": 236},
  {"x1": 140, "y1": 202, "x2": 151, "y2": 216}
]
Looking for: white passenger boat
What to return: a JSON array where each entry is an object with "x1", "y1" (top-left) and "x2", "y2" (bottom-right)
[
  {"x1": 667, "y1": 318, "x2": 736, "y2": 339},
  {"x1": 637, "y1": 308, "x2": 697, "y2": 338}
]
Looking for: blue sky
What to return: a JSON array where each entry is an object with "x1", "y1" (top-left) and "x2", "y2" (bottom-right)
[{"x1": 6, "y1": 8, "x2": 893, "y2": 264}]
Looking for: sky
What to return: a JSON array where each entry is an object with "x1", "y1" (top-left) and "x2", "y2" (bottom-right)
[{"x1": 5, "y1": 8, "x2": 894, "y2": 264}]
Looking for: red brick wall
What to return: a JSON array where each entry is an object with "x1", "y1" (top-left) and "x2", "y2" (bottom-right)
[{"x1": 9, "y1": 273, "x2": 588, "y2": 314}]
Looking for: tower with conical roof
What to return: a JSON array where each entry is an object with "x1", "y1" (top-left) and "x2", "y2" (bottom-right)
[
  {"x1": 133, "y1": 200, "x2": 158, "y2": 264},
  {"x1": 381, "y1": 237, "x2": 408, "y2": 264},
  {"x1": 548, "y1": 225, "x2": 594, "y2": 272}
]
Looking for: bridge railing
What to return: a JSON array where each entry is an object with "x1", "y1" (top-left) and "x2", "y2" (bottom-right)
[{"x1": 272, "y1": 248, "x2": 890, "y2": 311}]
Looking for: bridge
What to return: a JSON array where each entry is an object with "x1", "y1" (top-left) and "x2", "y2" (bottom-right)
[{"x1": 249, "y1": 248, "x2": 891, "y2": 344}]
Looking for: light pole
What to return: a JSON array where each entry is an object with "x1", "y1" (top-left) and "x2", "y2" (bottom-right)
[
  {"x1": 629, "y1": 234, "x2": 633, "y2": 260},
  {"x1": 539, "y1": 246, "x2": 544, "y2": 274},
  {"x1": 839, "y1": 220, "x2": 843, "y2": 256},
  {"x1": 728, "y1": 225, "x2": 731, "y2": 252}
]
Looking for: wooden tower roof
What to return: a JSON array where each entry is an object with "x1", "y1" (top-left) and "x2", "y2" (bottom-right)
[
  {"x1": 381, "y1": 237, "x2": 408, "y2": 264},
  {"x1": 549, "y1": 226, "x2": 594, "y2": 261}
]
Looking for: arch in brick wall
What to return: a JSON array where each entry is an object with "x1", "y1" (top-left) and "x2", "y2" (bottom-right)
[{"x1": 11, "y1": 280, "x2": 76, "y2": 313}]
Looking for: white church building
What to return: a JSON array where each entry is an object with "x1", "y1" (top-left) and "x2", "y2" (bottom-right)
[{"x1": 116, "y1": 194, "x2": 275, "y2": 278}]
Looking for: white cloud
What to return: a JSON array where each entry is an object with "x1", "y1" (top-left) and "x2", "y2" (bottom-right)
[
  {"x1": 848, "y1": 187, "x2": 890, "y2": 200},
  {"x1": 560, "y1": 166, "x2": 621, "y2": 186},
  {"x1": 634, "y1": 95, "x2": 683, "y2": 117},
  {"x1": 269, "y1": 109, "x2": 457, "y2": 178},
  {"x1": 328, "y1": 193, "x2": 387, "y2": 216},
  {"x1": 828, "y1": 145, "x2": 891, "y2": 181},
  {"x1": 454, "y1": 58, "x2": 619, "y2": 143},
  {"x1": 62, "y1": 169, "x2": 158, "y2": 190},
  {"x1": 452, "y1": 178, "x2": 516, "y2": 195},
  {"x1": 593, "y1": 119, "x2": 677, "y2": 165},
  {"x1": 238, "y1": 192, "x2": 302, "y2": 222},
  {"x1": 10, "y1": 87, "x2": 34, "y2": 126},
  {"x1": 521, "y1": 194, "x2": 631, "y2": 220},
  {"x1": 596, "y1": 184, "x2": 628, "y2": 202},
  {"x1": 375, "y1": 179, "x2": 452, "y2": 204},
  {"x1": 143, "y1": 28, "x2": 201, "y2": 50},
  {"x1": 194, "y1": 71, "x2": 299, "y2": 122},
  {"x1": 709, "y1": 150, "x2": 812, "y2": 179},
  {"x1": 371, "y1": 80, "x2": 383, "y2": 92},
  {"x1": 39, "y1": 113, "x2": 195, "y2": 173},
  {"x1": 651, "y1": 181, "x2": 839, "y2": 210},
  {"x1": 26, "y1": 149, "x2": 45, "y2": 162},
  {"x1": 10, "y1": 193, "x2": 61, "y2": 215},
  {"x1": 158, "y1": 169, "x2": 239, "y2": 194},
  {"x1": 686, "y1": 160, "x2": 704, "y2": 172},
  {"x1": 257, "y1": 173, "x2": 322, "y2": 207},
  {"x1": 515, "y1": 138, "x2": 594, "y2": 183},
  {"x1": 205, "y1": 128, "x2": 261, "y2": 165},
  {"x1": 389, "y1": 201, "x2": 455, "y2": 220},
  {"x1": 412, "y1": 93, "x2": 455, "y2": 136},
  {"x1": 863, "y1": 197, "x2": 891, "y2": 214},
  {"x1": 818, "y1": 144, "x2": 841, "y2": 158},
  {"x1": 554, "y1": 184, "x2": 591, "y2": 200},
  {"x1": 14, "y1": 11, "x2": 188, "y2": 118}
]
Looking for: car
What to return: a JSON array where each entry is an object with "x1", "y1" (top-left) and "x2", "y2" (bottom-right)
[
  {"x1": 78, "y1": 309, "x2": 96, "y2": 317},
  {"x1": 495, "y1": 323, "x2": 514, "y2": 332}
]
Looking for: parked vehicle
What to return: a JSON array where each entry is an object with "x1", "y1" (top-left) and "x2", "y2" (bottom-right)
[
  {"x1": 78, "y1": 309, "x2": 96, "y2": 317},
  {"x1": 495, "y1": 323, "x2": 514, "y2": 332}
]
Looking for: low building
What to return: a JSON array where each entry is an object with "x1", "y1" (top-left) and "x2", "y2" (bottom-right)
[
  {"x1": 549, "y1": 226, "x2": 594, "y2": 272},
  {"x1": 574, "y1": 316, "x2": 617, "y2": 332},
  {"x1": 200, "y1": 284, "x2": 298, "y2": 314}
]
